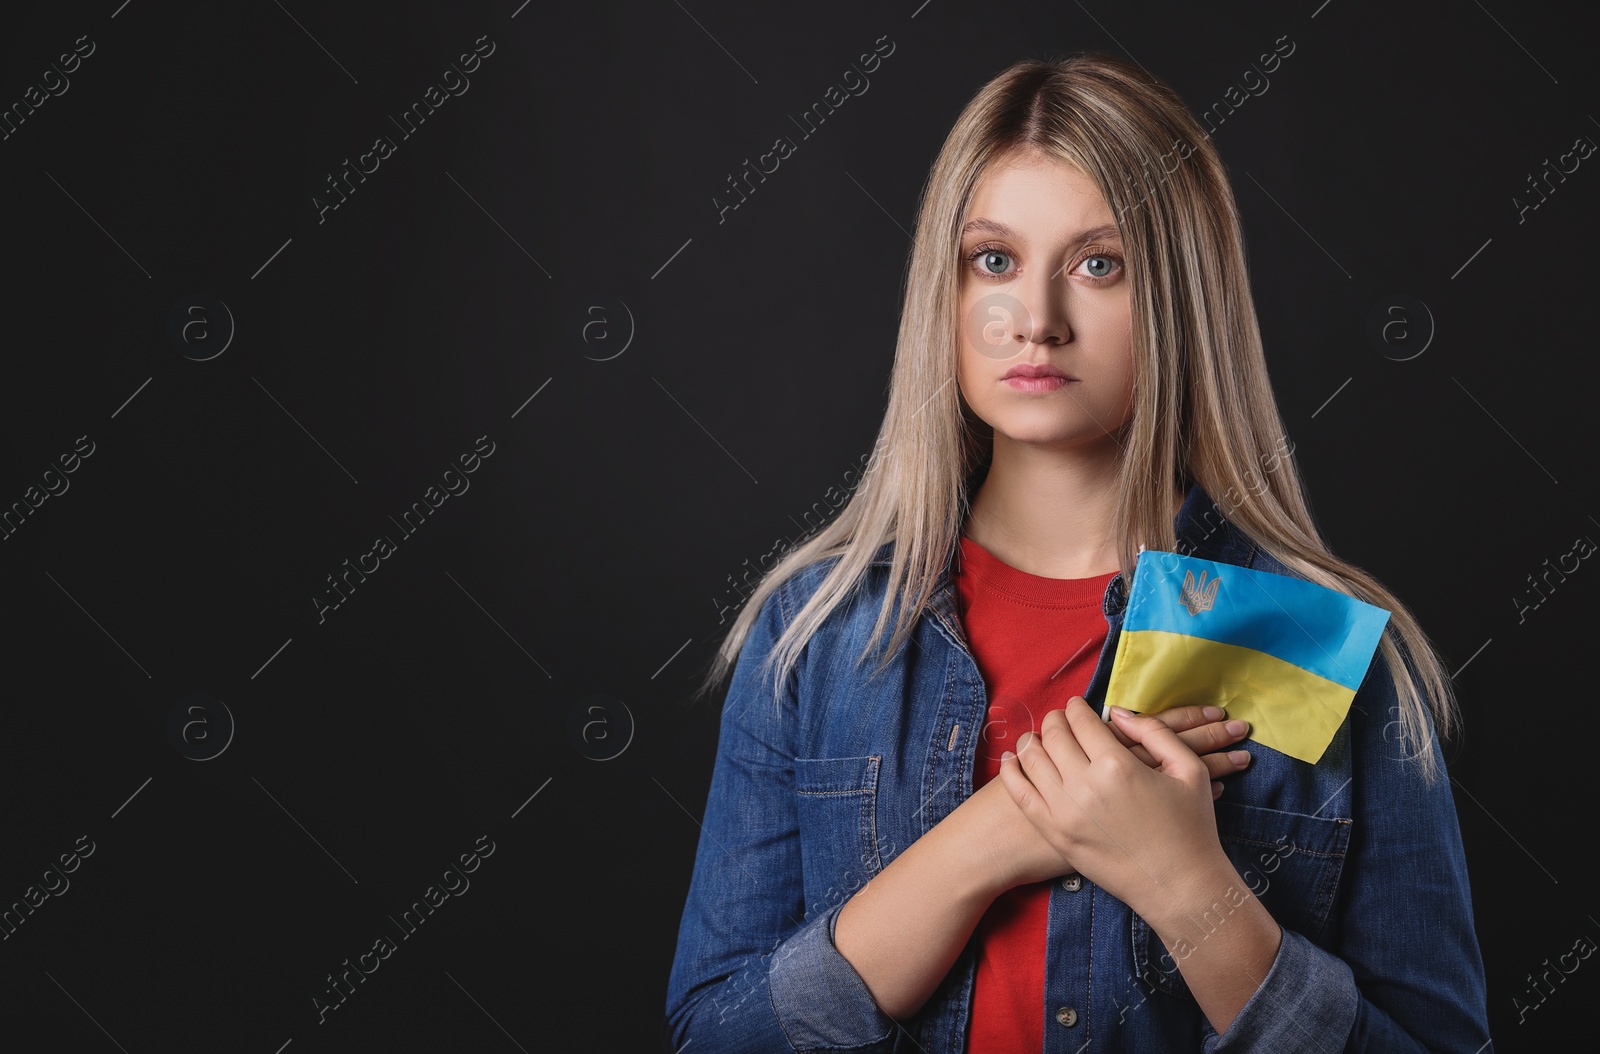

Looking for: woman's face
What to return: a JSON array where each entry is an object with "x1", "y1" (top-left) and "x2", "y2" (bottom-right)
[{"x1": 956, "y1": 147, "x2": 1135, "y2": 452}]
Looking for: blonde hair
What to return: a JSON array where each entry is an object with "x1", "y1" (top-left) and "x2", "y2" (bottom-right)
[{"x1": 689, "y1": 52, "x2": 1459, "y2": 781}]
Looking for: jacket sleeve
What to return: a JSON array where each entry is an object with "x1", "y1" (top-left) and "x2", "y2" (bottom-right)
[
  {"x1": 663, "y1": 579, "x2": 901, "y2": 1054},
  {"x1": 1205, "y1": 647, "x2": 1492, "y2": 1053}
]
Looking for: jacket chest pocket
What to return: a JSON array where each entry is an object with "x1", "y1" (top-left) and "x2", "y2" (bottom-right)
[
  {"x1": 1131, "y1": 801, "x2": 1353, "y2": 1000},
  {"x1": 794, "y1": 755, "x2": 884, "y2": 920}
]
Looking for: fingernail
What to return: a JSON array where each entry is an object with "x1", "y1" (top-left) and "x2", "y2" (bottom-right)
[
  {"x1": 1109, "y1": 705, "x2": 1133, "y2": 718},
  {"x1": 1225, "y1": 719, "x2": 1249, "y2": 737},
  {"x1": 1001, "y1": 750, "x2": 1015, "y2": 762},
  {"x1": 1228, "y1": 749, "x2": 1251, "y2": 766},
  {"x1": 1203, "y1": 706, "x2": 1226, "y2": 720}
]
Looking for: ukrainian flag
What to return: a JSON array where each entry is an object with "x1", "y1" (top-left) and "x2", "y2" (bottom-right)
[{"x1": 1102, "y1": 549, "x2": 1391, "y2": 764}]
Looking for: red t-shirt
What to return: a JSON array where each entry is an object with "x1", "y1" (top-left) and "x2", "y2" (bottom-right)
[{"x1": 954, "y1": 534, "x2": 1117, "y2": 1053}]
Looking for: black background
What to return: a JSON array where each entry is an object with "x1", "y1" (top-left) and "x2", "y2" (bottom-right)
[{"x1": 1, "y1": 1, "x2": 1593, "y2": 1050}]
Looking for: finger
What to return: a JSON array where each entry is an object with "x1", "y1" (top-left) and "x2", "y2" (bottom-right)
[
  {"x1": 1040, "y1": 705, "x2": 1092, "y2": 773},
  {"x1": 1111, "y1": 705, "x2": 1231, "y2": 749},
  {"x1": 1107, "y1": 705, "x2": 1206, "y2": 778},
  {"x1": 1059, "y1": 695, "x2": 1129, "y2": 765},
  {"x1": 1212, "y1": 781, "x2": 1224, "y2": 800},
  {"x1": 1201, "y1": 748, "x2": 1252, "y2": 781},
  {"x1": 1016, "y1": 724, "x2": 1066, "y2": 789},
  {"x1": 1131, "y1": 737, "x2": 1251, "y2": 775},
  {"x1": 1150, "y1": 703, "x2": 1230, "y2": 734},
  {"x1": 1176, "y1": 718, "x2": 1251, "y2": 757},
  {"x1": 998, "y1": 749, "x2": 1050, "y2": 821}
]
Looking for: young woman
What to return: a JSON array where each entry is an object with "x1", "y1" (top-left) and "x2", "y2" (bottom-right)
[{"x1": 664, "y1": 53, "x2": 1489, "y2": 1053}]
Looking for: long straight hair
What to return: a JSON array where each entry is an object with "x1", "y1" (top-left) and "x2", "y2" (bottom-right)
[{"x1": 690, "y1": 52, "x2": 1459, "y2": 781}]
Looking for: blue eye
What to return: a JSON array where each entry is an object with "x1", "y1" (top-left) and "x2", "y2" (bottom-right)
[
  {"x1": 974, "y1": 247, "x2": 1013, "y2": 276},
  {"x1": 1083, "y1": 254, "x2": 1115, "y2": 278}
]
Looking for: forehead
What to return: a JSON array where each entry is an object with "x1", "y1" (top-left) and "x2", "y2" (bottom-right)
[{"x1": 962, "y1": 153, "x2": 1119, "y2": 243}]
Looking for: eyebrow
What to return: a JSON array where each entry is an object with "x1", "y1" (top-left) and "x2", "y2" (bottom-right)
[{"x1": 960, "y1": 218, "x2": 1121, "y2": 244}]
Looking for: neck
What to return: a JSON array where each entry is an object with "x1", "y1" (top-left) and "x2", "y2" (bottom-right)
[{"x1": 963, "y1": 437, "x2": 1182, "y2": 579}]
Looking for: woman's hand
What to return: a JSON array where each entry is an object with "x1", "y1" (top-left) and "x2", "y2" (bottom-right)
[
  {"x1": 997, "y1": 697, "x2": 1235, "y2": 922},
  {"x1": 962, "y1": 703, "x2": 1249, "y2": 894},
  {"x1": 1118, "y1": 703, "x2": 1253, "y2": 799}
]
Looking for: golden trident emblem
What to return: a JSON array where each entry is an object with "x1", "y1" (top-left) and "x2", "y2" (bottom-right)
[{"x1": 1180, "y1": 568, "x2": 1221, "y2": 615}]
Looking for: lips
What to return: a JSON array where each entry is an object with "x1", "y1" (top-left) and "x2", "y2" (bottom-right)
[{"x1": 1002, "y1": 364, "x2": 1076, "y2": 380}]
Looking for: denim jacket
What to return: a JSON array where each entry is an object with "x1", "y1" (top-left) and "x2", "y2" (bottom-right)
[{"x1": 665, "y1": 482, "x2": 1491, "y2": 1052}]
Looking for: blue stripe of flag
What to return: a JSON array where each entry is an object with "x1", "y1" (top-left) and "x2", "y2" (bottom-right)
[{"x1": 1124, "y1": 551, "x2": 1391, "y2": 691}]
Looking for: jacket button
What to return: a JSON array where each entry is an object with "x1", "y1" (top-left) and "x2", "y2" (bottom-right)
[
  {"x1": 1060, "y1": 874, "x2": 1083, "y2": 892},
  {"x1": 1054, "y1": 1006, "x2": 1079, "y2": 1027}
]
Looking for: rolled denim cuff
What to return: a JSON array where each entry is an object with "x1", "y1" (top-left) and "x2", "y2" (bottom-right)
[
  {"x1": 1208, "y1": 926, "x2": 1357, "y2": 1053},
  {"x1": 766, "y1": 902, "x2": 896, "y2": 1052}
]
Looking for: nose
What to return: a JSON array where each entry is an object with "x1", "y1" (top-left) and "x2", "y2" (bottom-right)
[{"x1": 1013, "y1": 270, "x2": 1069, "y2": 347}]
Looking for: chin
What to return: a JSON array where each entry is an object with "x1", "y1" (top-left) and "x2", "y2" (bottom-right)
[{"x1": 995, "y1": 425, "x2": 1115, "y2": 448}]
